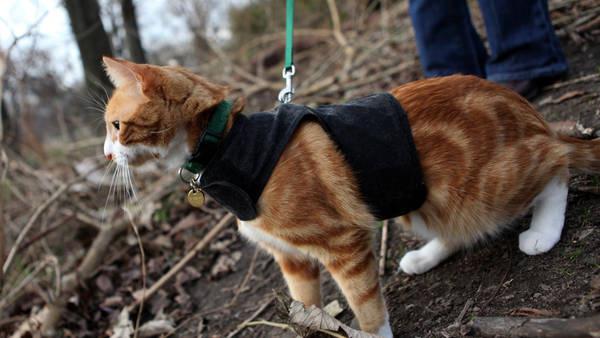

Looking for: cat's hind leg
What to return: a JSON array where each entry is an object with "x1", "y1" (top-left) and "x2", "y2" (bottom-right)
[
  {"x1": 398, "y1": 213, "x2": 458, "y2": 275},
  {"x1": 519, "y1": 176, "x2": 568, "y2": 255},
  {"x1": 399, "y1": 238, "x2": 457, "y2": 275}
]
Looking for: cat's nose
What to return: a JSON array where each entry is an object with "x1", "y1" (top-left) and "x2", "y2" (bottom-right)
[{"x1": 106, "y1": 153, "x2": 113, "y2": 161}]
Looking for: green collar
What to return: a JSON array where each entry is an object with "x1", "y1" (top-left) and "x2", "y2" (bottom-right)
[{"x1": 182, "y1": 100, "x2": 232, "y2": 174}]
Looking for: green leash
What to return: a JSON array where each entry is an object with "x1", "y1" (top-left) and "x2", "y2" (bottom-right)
[
  {"x1": 278, "y1": 0, "x2": 295, "y2": 103},
  {"x1": 284, "y1": 0, "x2": 294, "y2": 71}
]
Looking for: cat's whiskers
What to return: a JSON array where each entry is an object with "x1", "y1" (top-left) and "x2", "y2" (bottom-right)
[
  {"x1": 83, "y1": 92, "x2": 107, "y2": 114},
  {"x1": 102, "y1": 162, "x2": 120, "y2": 220},
  {"x1": 125, "y1": 165, "x2": 136, "y2": 202},
  {"x1": 98, "y1": 161, "x2": 116, "y2": 192},
  {"x1": 125, "y1": 161, "x2": 138, "y2": 201}
]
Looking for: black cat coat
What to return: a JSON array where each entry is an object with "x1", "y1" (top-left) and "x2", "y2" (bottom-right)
[{"x1": 197, "y1": 93, "x2": 427, "y2": 221}]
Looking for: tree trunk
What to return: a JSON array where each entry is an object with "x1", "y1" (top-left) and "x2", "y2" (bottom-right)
[
  {"x1": 120, "y1": 0, "x2": 147, "y2": 63},
  {"x1": 64, "y1": 0, "x2": 113, "y2": 97}
]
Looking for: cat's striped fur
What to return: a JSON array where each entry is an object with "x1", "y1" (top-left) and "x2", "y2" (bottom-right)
[{"x1": 102, "y1": 57, "x2": 600, "y2": 336}]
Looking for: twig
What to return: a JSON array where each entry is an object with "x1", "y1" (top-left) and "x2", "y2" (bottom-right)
[
  {"x1": 482, "y1": 245, "x2": 512, "y2": 309},
  {"x1": 241, "y1": 319, "x2": 347, "y2": 338},
  {"x1": 17, "y1": 213, "x2": 73, "y2": 253},
  {"x1": 0, "y1": 257, "x2": 52, "y2": 311},
  {"x1": 242, "y1": 320, "x2": 292, "y2": 331},
  {"x1": 576, "y1": 15, "x2": 600, "y2": 33},
  {"x1": 124, "y1": 207, "x2": 146, "y2": 338},
  {"x1": 61, "y1": 136, "x2": 105, "y2": 152},
  {"x1": 322, "y1": 60, "x2": 417, "y2": 96},
  {"x1": 543, "y1": 73, "x2": 600, "y2": 90},
  {"x1": 226, "y1": 296, "x2": 274, "y2": 338},
  {"x1": 326, "y1": 0, "x2": 354, "y2": 76},
  {"x1": 228, "y1": 246, "x2": 259, "y2": 306},
  {"x1": 127, "y1": 213, "x2": 235, "y2": 310},
  {"x1": 0, "y1": 9, "x2": 50, "y2": 143},
  {"x1": 0, "y1": 149, "x2": 8, "y2": 288},
  {"x1": 9, "y1": 177, "x2": 176, "y2": 337},
  {"x1": 454, "y1": 298, "x2": 474, "y2": 327},
  {"x1": 378, "y1": 220, "x2": 389, "y2": 276},
  {"x1": 2, "y1": 173, "x2": 87, "y2": 275}
]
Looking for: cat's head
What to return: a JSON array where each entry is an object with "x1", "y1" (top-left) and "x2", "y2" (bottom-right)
[{"x1": 102, "y1": 57, "x2": 231, "y2": 167}]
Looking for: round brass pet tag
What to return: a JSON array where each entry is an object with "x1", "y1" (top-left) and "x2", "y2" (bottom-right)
[{"x1": 187, "y1": 189, "x2": 206, "y2": 208}]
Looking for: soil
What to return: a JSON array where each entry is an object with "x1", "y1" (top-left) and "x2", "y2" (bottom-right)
[
  {"x1": 172, "y1": 39, "x2": 600, "y2": 337},
  {"x1": 5, "y1": 6, "x2": 599, "y2": 338}
]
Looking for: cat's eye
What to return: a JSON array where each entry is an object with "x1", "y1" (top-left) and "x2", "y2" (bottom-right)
[{"x1": 112, "y1": 120, "x2": 120, "y2": 130}]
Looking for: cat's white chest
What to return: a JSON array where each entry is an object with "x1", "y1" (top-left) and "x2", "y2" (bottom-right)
[{"x1": 238, "y1": 219, "x2": 305, "y2": 257}]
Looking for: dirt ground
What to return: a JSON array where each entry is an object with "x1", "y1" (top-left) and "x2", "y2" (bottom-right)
[
  {"x1": 3, "y1": 3, "x2": 599, "y2": 338},
  {"x1": 166, "y1": 39, "x2": 600, "y2": 337}
]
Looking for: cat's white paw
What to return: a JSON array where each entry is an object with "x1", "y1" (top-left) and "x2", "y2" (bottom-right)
[
  {"x1": 399, "y1": 249, "x2": 438, "y2": 275},
  {"x1": 519, "y1": 230, "x2": 559, "y2": 255},
  {"x1": 376, "y1": 319, "x2": 393, "y2": 338}
]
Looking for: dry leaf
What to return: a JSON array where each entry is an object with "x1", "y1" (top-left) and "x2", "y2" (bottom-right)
[
  {"x1": 591, "y1": 275, "x2": 600, "y2": 291},
  {"x1": 132, "y1": 289, "x2": 146, "y2": 303},
  {"x1": 138, "y1": 319, "x2": 175, "y2": 337},
  {"x1": 324, "y1": 300, "x2": 344, "y2": 318},
  {"x1": 169, "y1": 213, "x2": 205, "y2": 236},
  {"x1": 575, "y1": 122, "x2": 594, "y2": 136},
  {"x1": 138, "y1": 201, "x2": 158, "y2": 228},
  {"x1": 110, "y1": 308, "x2": 133, "y2": 338},
  {"x1": 209, "y1": 229, "x2": 239, "y2": 252},
  {"x1": 576, "y1": 228, "x2": 595, "y2": 241},
  {"x1": 152, "y1": 235, "x2": 173, "y2": 249},
  {"x1": 210, "y1": 251, "x2": 242, "y2": 278},
  {"x1": 101, "y1": 296, "x2": 123, "y2": 308},
  {"x1": 185, "y1": 266, "x2": 202, "y2": 279},
  {"x1": 96, "y1": 274, "x2": 114, "y2": 294},
  {"x1": 289, "y1": 300, "x2": 381, "y2": 338}
]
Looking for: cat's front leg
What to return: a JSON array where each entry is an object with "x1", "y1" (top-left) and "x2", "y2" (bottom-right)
[
  {"x1": 238, "y1": 220, "x2": 321, "y2": 306},
  {"x1": 323, "y1": 233, "x2": 392, "y2": 337},
  {"x1": 271, "y1": 250, "x2": 321, "y2": 307}
]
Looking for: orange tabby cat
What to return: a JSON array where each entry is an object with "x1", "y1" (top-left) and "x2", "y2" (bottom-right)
[{"x1": 102, "y1": 57, "x2": 600, "y2": 337}]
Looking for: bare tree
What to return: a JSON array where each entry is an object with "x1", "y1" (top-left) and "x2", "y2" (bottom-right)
[
  {"x1": 121, "y1": 0, "x2": 147, "y2": 63},
  {"x1": 64, "y1": 0, "x2": 114, "y2": 96},
  {"x1": 172, "y1": 0, "x2": 214, "y2": 62}
]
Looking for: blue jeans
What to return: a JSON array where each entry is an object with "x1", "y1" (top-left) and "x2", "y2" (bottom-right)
[{"x1": 409, "y1": 0, "x2": 568, "y2": 81}]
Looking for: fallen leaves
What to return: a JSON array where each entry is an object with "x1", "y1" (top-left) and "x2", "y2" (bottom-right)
[
  {"x1": 109, "y1": 309, "x2": 133, "y2": 338},
  {"x1": 289, "y1": 301, "x2": 380, "y2": 338},
  {"x1": 211, "y1": 251, "x2": 242, "y2": 278},
  {"x1": 323, "y1": 299, "x2": 344, "y2": 318},
  {"x1": 138, "y1": 318, "x2": 175, "y2": 337}
]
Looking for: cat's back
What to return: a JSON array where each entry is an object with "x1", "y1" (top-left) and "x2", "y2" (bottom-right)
[{"x1": 390, "y1": 75, "x2": 550, "y2": 138}]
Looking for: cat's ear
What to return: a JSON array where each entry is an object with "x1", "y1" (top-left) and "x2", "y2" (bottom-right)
[
  {"x1": 102, "y1": 57, "x2": 158, "y2": 96},
  {"x1": 102, "y1": 56, "x2": 140, "y2": 87}
]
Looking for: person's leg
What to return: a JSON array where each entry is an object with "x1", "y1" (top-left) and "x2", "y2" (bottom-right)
[
  {"x1": 409, "y1": 0, "x2": 488, "y2": 77},
  {"x1": 479, "y1": 0, "x2": 568, "y2": 82}
]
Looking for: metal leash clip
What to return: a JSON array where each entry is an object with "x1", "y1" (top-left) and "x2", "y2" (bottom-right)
[{"x1": 278, "y1": 65, "x2": 295, "y2": 104}]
